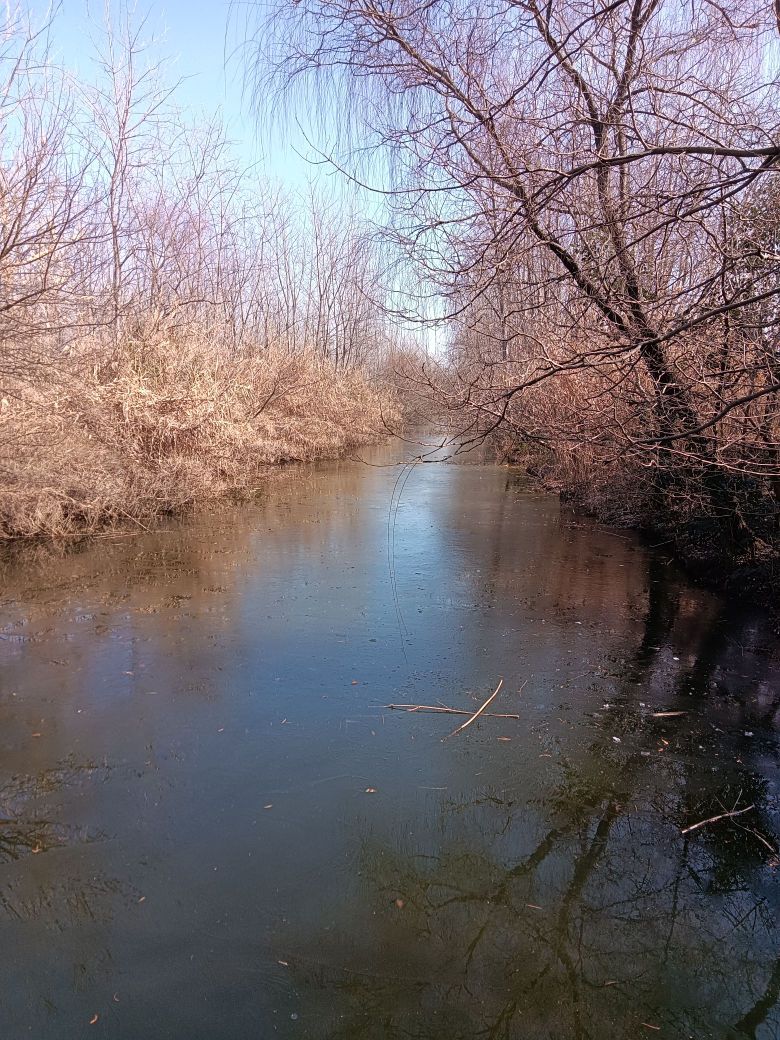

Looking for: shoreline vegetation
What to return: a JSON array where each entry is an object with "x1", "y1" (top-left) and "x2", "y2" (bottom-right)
[
  {"x1": 3, "y1": 1, "x2": 779, "y2": 608},
  {"x1": 1, "y1": 336, "x2": 401, "y2": 540},
  {"x1": 0, "y1": 7, "x2": 406, "y2": 542}
]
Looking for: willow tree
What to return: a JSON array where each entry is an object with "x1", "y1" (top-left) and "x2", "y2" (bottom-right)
[{"x1": 247, "y1": 0, "x2": 780, "y2": 543}]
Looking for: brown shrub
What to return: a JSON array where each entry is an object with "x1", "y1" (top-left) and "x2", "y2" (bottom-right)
[{"x1": 0, "y1": 332, "x2": 400, "y2": 539}]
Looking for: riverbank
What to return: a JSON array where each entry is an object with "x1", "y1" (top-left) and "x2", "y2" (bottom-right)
[
  {"x1": 652, "y1": 523, "x2": 780, "y2": 613},
  {"x1": 562, "y1": 481, "x2": 779, "y2": 613},
  {"x1": 490, "y1": 437, "x2": 780, "y2": 612},
  {"x1": 0, "y1": 336, "x2": 401, "y2": 540}
]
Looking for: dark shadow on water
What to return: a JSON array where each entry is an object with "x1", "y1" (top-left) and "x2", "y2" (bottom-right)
[{"x1": 280, "y1": 548, "x2": 780, "y2": 1039}]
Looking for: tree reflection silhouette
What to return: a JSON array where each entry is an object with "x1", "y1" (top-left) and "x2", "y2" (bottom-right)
[{"x1": 283, "y1": 559, "x2": 779, "y2": 1039}]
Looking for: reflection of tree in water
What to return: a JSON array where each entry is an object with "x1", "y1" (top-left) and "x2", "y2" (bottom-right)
[
  {"x1": 0, "y1": 812, "x2": 56, "y2": 862},
  {"x1": 0, "y1": 758, "x2": 127, "y2": 930},
  {"x1": 293, "y1": 774, "x2": 778, "y2": 1039},
  {"x1": 0, "y1": 760, "x2": 98, "y2": 861},
  {"x1": 286, "y1": 557, "x2": 780, "y2": 1040},
  {"x1": 0, "y1": 757, "x2": 131, "y2": 1030}
]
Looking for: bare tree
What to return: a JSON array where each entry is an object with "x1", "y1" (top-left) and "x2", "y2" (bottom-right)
[
  {"x1": 249, "y1": 0, "x2": 780, "y2": 548},
  {"x1": 0, "y1": 6, "x2": 99, "y2": 384}
]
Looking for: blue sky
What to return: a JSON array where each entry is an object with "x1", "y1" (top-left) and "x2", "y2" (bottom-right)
[
  {"x1": 30, "y1": 0, "x2": 440, "y2": 349},
  {"x1": 34, "y1": 0, "x2": 316, "y2": 185}
]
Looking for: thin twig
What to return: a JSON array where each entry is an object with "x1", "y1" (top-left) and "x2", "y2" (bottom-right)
[
  {"x1": 681, "y1": 805, "x2": 754, "y2": 835},
  {"x1": 444, "y1": 678, "x2": 505, "y2": 740},
  {"x1": 119, "y1": 509, "x2": 152, "y2": 532},
  {"x1": 386, "y1": 703, "x2": 520, "y2": 719},
  {"x1": 734, "y1": 823, "x2": 779, "y2": 855}
]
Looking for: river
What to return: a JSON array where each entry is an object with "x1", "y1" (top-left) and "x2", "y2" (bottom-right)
[{"x1": 0, "y1": 435, "x2": 778, "y2": 1039}]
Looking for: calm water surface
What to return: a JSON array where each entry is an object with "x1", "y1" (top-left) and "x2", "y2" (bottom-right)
[{"x1": 0, "y1": 437, "x2": 778, "y2": 1039}]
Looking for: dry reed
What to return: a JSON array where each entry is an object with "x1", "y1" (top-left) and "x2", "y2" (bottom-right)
[{"x1": 0, "y1": 331, "x2": 400, "y2": 539}]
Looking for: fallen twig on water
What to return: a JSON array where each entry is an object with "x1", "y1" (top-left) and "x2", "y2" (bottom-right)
[
  {"x1": 681, "y1": 804, "x2": 754, "y2": 835},
  {"x1": 734, "y1": 823, "x2": 779, "y2": 855},
  {"x1": 445, "y1": 678, "x2": 507, "y2": 740},
  {"x1": 387, "y1": 678, "x2": 530, "y2": 740},
  {"x1": 651, "y1": 711, "x2": 687, "y2": 718},
  {"x1": 385, "y1": 703, "x2": 520, "y2": 720}
]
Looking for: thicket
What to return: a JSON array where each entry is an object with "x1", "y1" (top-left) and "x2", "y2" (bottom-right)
[
  {"x1": 0, "y1": 7, "x2": 401, "y2": 539},
  {"x1": 253, "y1": 0, "x2": 780, "y2": 585}
]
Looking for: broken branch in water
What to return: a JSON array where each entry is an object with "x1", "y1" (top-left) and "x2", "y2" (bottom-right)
[
  {"x1": 681, "y1": 804, "x2": 754, "y2": 835},
  {"x1": 736, "y1": 825, "x2": 779, "y2": 855},
  {"x1": 386, "y1": 704, "x2": 520, "y2": 720},
  {"x1": 445, "y1": 678, "x2": 505, "y2": 740},
  {"x1": 387, "y1": 678, "x2": 529, "y2": 740}
]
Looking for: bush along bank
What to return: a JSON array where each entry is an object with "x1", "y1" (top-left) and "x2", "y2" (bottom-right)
[{"x1": 0, "y1": 335, "x2": 401, "y2": 540}]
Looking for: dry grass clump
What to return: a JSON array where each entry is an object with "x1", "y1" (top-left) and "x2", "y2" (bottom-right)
[{"x1": 0, "y1": 333, "x2": 400, "y2": 539}]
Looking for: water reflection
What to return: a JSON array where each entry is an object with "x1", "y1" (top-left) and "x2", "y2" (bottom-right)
[
  {"x1": 0, "y1": 760, "x2": 106, "y2": 863},
  {"x1": 282, "y1": 535, "x2": 780, "y2": 1039},
  {"x1": 0, "y1": 441, "x2": 776, "y2": 1038}
]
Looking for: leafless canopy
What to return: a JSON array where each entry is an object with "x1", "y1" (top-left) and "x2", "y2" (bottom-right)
[{"x1": 250, "y1": 0, "x2": 780, "y2": 542}]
